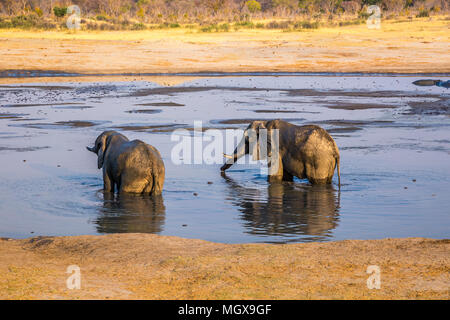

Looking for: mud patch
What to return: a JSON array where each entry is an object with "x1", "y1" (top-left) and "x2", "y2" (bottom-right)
[
  {"x1": 404, "y1": 97, "x2": 450, "y2": 116},
  {"x1": 253, "y1": 109, "x2": 308, "y2": 114},
  {"x1": 136, "y1": 102, "x2": 185, "y2": 107},
  {"x1": 1, "y1": 103, "x2": 80, "y2": 108},
  {"x1": 327, "y1": 127, "x2": 363, "y2": 133},
  {"x1": 126, "y1": 109, "x2": 162, "y2": 114},
  {"x1": 286, "y1": 89, "x2": 442, "y2": 99},
  {"x1": 0, "y1": 113, "x2": 26, "y2": 120},
  {"x1": 212, "y1": 118, "x2": 305, "y2": 125},
  {"x1": 52, "y1": 105, "x2": 94, "y2": 110},
  {"x1": 12, "y1": 120, "x2": 104, "y2": 129},
  {"x1": 314, "y1": 120, "x2": 395, "y2": 127},
  {"x1": 0, "y1": 146, "x2": 50, "y2": 152},
  {"x1": 130, "y1": 86, "x2": 270, "y2": 97},
  {"x1": 112, "y1": 123, "x2": 184, "y2": 132},
  {"x1": 323, "y1": 102, "x2": 397, "y2": 110},
  {"x1": 0, "y1": 85, "x2": 73, "y2": 90}
]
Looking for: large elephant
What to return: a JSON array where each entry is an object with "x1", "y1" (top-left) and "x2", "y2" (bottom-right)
[
  {"x1": 221, "y1": 120, "x2": 341, "y2": 186},
  {"x1": 87, "y1": 131, "x2": 165, "y2": 195}
]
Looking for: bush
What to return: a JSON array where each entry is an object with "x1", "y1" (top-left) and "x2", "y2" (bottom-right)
[
  {"x1": 294, "y1": 21, "x2": 319, "y2": 29},
  {"x1": 200, "y1": 23, "x2": 230, "y2": 32},
  {"x1": 131, "y1": 22, "x2": 146, "y2": 30},
  {"x1": 96, "y1": 15, "x2": 109, "y2": 21},
  {"x1": 246, "y1": 0, "x2": 262, "y2": 13},
  {"x1": 234, "y1": 21, "x2": 254, "y2": 28},
  {"x1": 265, "y1": 21, "x2": 291, "y2": 29},
  {"x1": 53, "y1": 6, "x2": 67, "y2": 18},
  {"x1": 416, "y1": 9, "x2": 430, "y2": 18},
  {"x1": 11, "y1": 15, "x2": 39, "y2": 28}
]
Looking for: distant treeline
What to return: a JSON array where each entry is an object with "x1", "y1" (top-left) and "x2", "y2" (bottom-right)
[{"x1": 0, "y1": 0, "x2": 448, "y2": 30}]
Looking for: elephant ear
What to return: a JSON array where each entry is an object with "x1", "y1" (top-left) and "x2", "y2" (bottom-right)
[{"x1": 97, "y1": 134, "x2": 108, "y2": 169}]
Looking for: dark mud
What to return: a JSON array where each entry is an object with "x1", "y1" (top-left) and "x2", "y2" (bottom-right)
[
  {"x1": 0, "y1": 146, "x2": 49, "y2": 152},
  {"x1": 126, "y1": 109, "x2": 162, "y2": 114},
  {"x1": 12, "y1": 120, "x2": 104, "y2": 129},
  {"x1": 112, "y1": 123, "x2": 184, "y2": 132},
  {"x1": 1, "y1": 103, "x2": 80, "y2": 108},
  {"x1": 323, "y1": 103, "x2": 396, "y2": 110},
  {"x1": 405, "y1": 97, "x2": 450, "y2": 116},
  {"x1": 253, "y1": 109, "x2": 308, "y2": 113},
  {"x1": 136, "y1": 102, "x2": 185, "y2": 107}
]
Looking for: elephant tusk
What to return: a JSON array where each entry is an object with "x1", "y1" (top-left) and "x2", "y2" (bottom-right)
[{"x1": 223, "y1": 153, "x2": 233, "y2": 159}]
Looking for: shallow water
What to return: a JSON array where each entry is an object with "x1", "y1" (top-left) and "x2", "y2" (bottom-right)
[{"x1": 0, "y1": 75, "x2": 449, "y2": 243}]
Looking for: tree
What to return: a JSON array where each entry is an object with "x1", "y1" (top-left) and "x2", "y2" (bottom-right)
[{"x1": 246, "y1": 0, "x2": 262, "y2": 13}]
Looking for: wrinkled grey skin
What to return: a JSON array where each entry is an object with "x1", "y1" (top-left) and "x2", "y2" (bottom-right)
[
  {"x1": 87, "y1": 131, "x2": 165, "y2": 195},
  {"x1": 221, "y1": 120, "x2": 341, "y2": 186}
]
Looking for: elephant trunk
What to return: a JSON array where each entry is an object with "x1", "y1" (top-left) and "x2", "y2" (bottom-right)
[{"x1": 220, "y1": 142, "x2": 246, "y2": 171}]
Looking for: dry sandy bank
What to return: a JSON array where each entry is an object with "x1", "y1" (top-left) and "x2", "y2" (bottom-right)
[
  {"x1": 0, "y1": 234, "x2": 448, "y2": 299},
  {"x1": 0, "y1": 18, "x2": 449, "y2": 76}
]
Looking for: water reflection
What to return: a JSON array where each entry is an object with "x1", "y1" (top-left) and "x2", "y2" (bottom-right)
[
  {"x1": 221, "y1": 173, "x2": 340, "y2": 242},
  {"x1": 94, "y1": 192, "x2": 166, "y2": 234}
]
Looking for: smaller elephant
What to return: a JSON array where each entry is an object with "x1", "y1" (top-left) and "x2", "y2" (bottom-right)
[
  {"x1": 221, "y1": 120, "x2": 340, "y2": 186},
  {"x1": 87, "y1": 131, "x2": 165, "y2": 195}
]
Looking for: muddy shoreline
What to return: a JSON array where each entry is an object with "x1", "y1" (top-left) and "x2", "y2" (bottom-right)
[{"x1": 0, "y1": 234, "x2": 448, "y2": 299}]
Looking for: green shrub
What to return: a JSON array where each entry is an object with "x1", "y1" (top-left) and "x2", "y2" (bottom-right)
[
  {"x1": 294, "y1": 20, "x2": 319, "y2": 29},
  {"x1": 234, "y1": 20, "x2": 254, "y2": 28},
  {"x1": 416, "y1": 9, "x2": 430, "y2": 18},
  {"x1": 200, "y1": 23, "x2": 230, "y2": 32},
  {"x1": 53, "y1": 6, "x2": 67, "y2": 18},
  {"x1": 131, "y1": 22, "x2": 146, "y2": 30},
  {"x1": 11, "y1": 15, "x2": 39, "y2": 28},
  {"x1": 96, "y1": 15, "x2": 109, "y2": 21},
  {"x1": 245, "y1": 0, "x2": 262, "y2": 13}
]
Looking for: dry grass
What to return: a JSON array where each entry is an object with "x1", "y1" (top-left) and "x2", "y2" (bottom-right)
[
  {"x1": 0, "y1": 234, "x2": 448, "y2": 299},
  {"x1": 0, "y1": 17, "x2": 448, "y2": 74}
]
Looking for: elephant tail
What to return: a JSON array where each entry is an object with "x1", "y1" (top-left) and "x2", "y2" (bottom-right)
[{"x1": 336, "y1": 154, "x2": 341, "y2": 189}]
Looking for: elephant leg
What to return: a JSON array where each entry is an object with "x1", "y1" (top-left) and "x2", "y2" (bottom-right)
[
  {"x1": 103, "y1": 170, "x2": 114, "y2": 192},
  {"x1": 143, "y1": 177, "x2": 154, "y2": 195},
  {"x1": 282, "y1": 169, "x2": 293, "y2": 182},
  {"x1": 267, "y1": 155, "x2": 284, "y2": 183}
]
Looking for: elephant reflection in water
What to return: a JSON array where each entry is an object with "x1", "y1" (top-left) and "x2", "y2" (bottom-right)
[
  {"x1": 95, "y1": 192, "x2": 166, "y2": 234},
  {"x1": 221, "y1": 173, "x2": 340, "y2": 241}
]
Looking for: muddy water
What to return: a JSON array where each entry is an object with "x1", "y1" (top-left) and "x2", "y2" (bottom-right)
[{"x1": 0, "y1": 75, "x2": 449, "y2": 243}]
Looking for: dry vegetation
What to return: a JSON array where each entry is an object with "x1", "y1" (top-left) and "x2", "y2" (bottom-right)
[
  {"x1": 0, "y1": 234, "x2": 448, "y2": 299},
  {"x1": 0, "y1": 17, "x2": 448, "y2": 75},
  {"x1": 0, "y1": 0, "x2": 448, "y2": 31}
]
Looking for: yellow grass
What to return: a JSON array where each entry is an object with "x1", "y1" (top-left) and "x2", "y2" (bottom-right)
[{"x1": 0, "y1": 17, "x2": 448, "y2": 74}]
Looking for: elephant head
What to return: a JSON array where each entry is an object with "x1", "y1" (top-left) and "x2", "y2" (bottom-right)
[
  {"x1": 86, "y1": 131, "x2": 117, "y2": 169},
  {"x1": 221, "y1": 120, "x2": 279, "y2": 172}
]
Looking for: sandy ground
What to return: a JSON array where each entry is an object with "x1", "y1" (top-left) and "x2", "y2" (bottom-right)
[
  {"x1": 0, "y1": 235, "x2": 448, "y2": 299},
  {"x1": 0, "y1": 18, "x2": 449, "y2": 76}
]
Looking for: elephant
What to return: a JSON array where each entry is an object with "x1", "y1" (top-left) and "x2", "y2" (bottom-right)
[
  {"x1": 221, "y1": 119, "x2": 341, "y2": 186},
  {"x1": 87, "y1": 131, "x2": 165, "y2": 195},
  {"x1": 221, "y1": 172, "x2": 340, "y2": 242}
]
